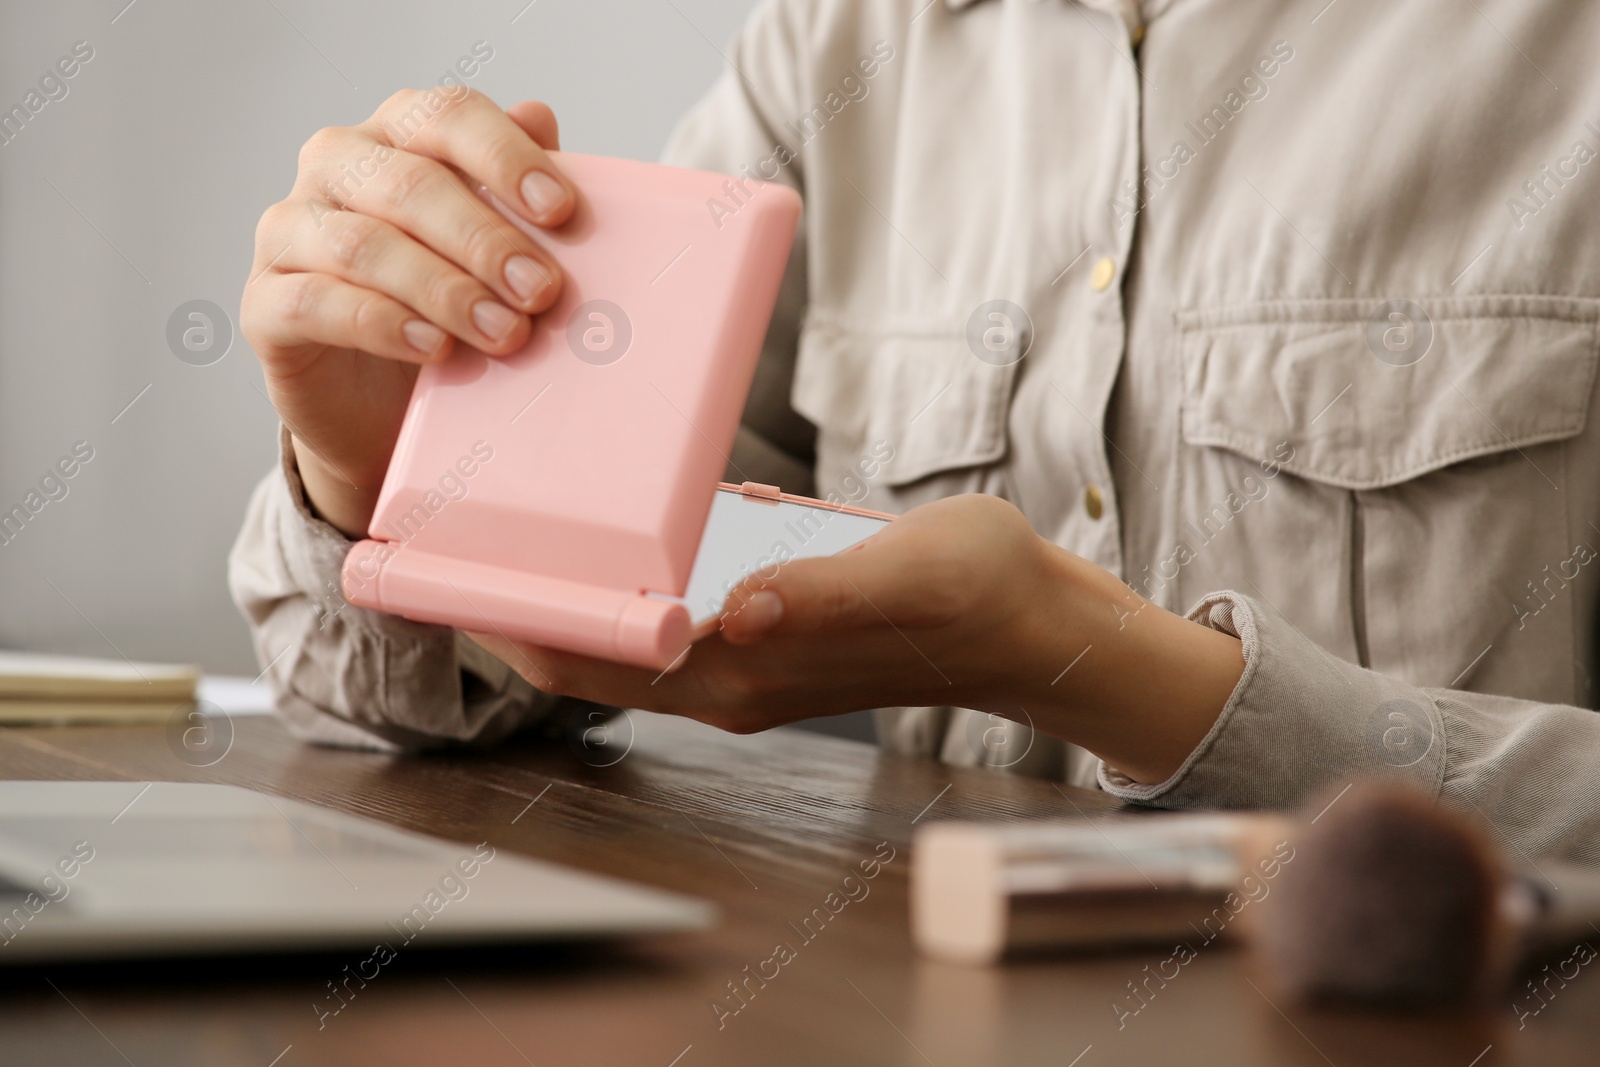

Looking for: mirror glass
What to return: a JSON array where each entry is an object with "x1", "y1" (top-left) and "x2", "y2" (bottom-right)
[{"x1": 674, "y1": 489, "x2": 891, "y2": 624}]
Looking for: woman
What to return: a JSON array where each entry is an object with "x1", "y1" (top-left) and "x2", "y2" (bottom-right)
[{"x1": 231, "y1": 0, "x2": 1600, "y2": 859}]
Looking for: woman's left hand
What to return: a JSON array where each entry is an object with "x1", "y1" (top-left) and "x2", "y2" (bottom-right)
[{"x1": 467, "y1": 493, "x2": 1245, "y2": 783}]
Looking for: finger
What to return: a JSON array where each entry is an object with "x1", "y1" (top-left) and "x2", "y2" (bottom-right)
[
  {"x1": 289, "y1": 129, "x2": 562, "y2": 318},
  {"x1": 505, "y1": 100, "x2": 560, "y2": 150},
  {"x1": 486, "y1": 636, "x2": 687, "y2": 710},
  {"x1": 469, "y1": 625, "x2": 934, "y2": 729},
  {"x1": 461, "y1": 630, "x2": 565, "y2": 694},
  {"x1": 244, "y1": 270, "x2": 454, "y2": 364},
  {"x1": 313, "y1": 146, "x2": 562, "y2": 316},
  {"x1": 719, "y1": 538, "x2": 896, "y2": 644},
  {"x1": 280, "y1": 205, "x2": 531, "y2": 354},
  {"x1": 369, "y1": 88, "x2": 576, "y2": 228}
]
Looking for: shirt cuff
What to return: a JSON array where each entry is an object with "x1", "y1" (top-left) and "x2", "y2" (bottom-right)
[
  {"x1": 271, "y1": 425, "x2": 444, "y2": 645},
  {"x1": 1097, "y1": 591, "x2": 1448, "y2": 809}
]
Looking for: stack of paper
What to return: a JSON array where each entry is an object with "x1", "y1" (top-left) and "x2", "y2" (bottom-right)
[{"x1": 0, "y1": 650, "x2": 200, "y2": 724}]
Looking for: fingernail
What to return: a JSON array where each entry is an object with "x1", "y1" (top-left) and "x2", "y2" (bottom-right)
[
  {"x1": 472, "y1": 300, "x2": 521, "y2": 342},
  {"x1": 521, "y1": 170, "x2": 569, "y2": 219},
  {"x1": 741, "y1": 591, "x2": 784, "y2": 634},
  {"x1": 402, "y1": 318, "x2": 447, "y2": 355},
  {"x1": 503, "y1": 254, "x2": 553, "y2": 303}
]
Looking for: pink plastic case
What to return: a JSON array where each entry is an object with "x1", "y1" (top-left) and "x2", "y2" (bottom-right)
[{"x1": 341, "y1": 153, "x2": 804, "y2": 669}]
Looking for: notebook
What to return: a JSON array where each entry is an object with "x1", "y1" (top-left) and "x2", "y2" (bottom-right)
[
  {"x1": 340, "y1": 153, "x2": 887, "y2": 669},
  {"x1": 0, "y1": 650, "x2": 199, "y2": 724}
]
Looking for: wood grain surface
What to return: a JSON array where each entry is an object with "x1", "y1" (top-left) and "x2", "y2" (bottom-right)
[{"x1": 0, "y1": 713, "x2": 1591, "y2": 1067}]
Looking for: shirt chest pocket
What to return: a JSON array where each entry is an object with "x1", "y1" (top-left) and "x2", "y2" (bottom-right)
[
  {"x1": 791, "y1": 315, "x2": 1021, "y2": 509},
  {"x1": 1174, "y1": 296, "x2": 1600, "y2": 702}
]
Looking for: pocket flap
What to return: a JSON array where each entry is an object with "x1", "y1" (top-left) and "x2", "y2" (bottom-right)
[
  {"x1": 793, "y1": 318, "x2": 1017, "y2": 486},
  {"x1": 1179, "y1": 297, "x2": 1600, "y2": 489}
]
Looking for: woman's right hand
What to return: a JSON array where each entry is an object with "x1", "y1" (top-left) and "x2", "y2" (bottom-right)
[{"x1": 240, "y1": 89, "x2": 575, "y2": 537}]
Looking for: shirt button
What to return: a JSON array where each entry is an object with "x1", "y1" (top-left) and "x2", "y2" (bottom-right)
[
  {"x1": 1090, "y1": 257, "x2": 1116, "y2": 292},
  {"x1": 1084, "y1": 484, "x2": 1105, "y2": 520}
]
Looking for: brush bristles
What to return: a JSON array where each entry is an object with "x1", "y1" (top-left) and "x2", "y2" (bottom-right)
[{"x1": 1254, "y1": 782, "x2": 1505, "y2": 1007}]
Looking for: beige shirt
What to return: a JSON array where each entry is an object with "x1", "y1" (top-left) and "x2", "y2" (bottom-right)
[{"x1": 231, "y1": 0, "x2": 1600, "y2": 859}]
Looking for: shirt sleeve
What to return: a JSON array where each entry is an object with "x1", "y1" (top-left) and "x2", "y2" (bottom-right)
[
  {"x1": 227, "y1": 426, "x2": 569, "y2": 751},
  {"x1": 1098, "y1": 592, "x2": 1600, "y2": 862}
]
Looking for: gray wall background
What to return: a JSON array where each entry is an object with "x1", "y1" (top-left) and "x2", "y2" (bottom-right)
[{"x1": 0, "y1": 0, "x2": 762, "y2": 674}]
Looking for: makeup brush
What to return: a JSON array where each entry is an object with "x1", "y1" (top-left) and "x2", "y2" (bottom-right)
[
  {"x1": 1248, "y1": 782, "x2": 1507, "y2": 1005},
  {"x1": 1250, "y1": 781, "x2": 1600, "y2": 1008}
]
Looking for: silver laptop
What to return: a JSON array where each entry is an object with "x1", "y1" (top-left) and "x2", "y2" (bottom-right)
[{"x1": 0, "y1": 781, "x2": 713, "y2": 963}]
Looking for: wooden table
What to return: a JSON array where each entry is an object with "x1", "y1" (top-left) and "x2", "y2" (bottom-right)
[{"x1": 0, "y1": 713, "x2": 1593, "y2": 1066}]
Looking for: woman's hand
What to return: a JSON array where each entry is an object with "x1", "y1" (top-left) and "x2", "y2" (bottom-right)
[
  {"x1": 469, "y1": 494, "x2": 1246, "y2": 784},
  {"x1": 240, "y1": 89, "x2": 575, "y2": 537}
]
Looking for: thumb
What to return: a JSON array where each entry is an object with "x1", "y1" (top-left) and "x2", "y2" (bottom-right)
[{"x1": 719, "y1": 539, "x2": 890, "y2": 644}]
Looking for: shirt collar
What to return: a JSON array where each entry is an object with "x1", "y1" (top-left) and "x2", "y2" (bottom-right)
[{"x1": 944, "y1": 0, "x2": 1147, "y2": 23}]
